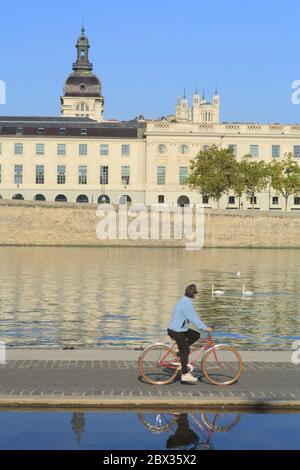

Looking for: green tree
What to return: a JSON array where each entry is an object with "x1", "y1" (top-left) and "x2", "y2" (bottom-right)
[
  {"x1": 239, "y1": 156, "x2": 270, "y2": 210},
  {"x1": 188, "y1": 145, "x2": 237, "y2": 209},
  {"x1": 231, "y1": 161, "x2": 246, "y2": 210},
  {"x1": 270, "y1": 153, "x2": 300, "y2": 211}
]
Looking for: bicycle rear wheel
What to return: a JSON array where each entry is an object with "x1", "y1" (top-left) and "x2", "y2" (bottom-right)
[
  {"x1": 202, "y1": 345, "x2": 243, "y2": 386},
  {"x1": 139, "y1": 344, "x2": 178, "y2": 385}
]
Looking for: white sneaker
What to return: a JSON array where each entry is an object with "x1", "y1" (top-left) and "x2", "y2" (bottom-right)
[
  {"x1": 170, "y1": 363, "x2": 194, "y2": 372},
  {"x1": 170, "y1": 361, "x2": 181, "y2": 368},
  {"x1": 181, "y1": 372, "x2": 198, "y2": 384}
]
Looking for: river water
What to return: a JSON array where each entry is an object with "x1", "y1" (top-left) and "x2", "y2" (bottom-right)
[
  {"x1": 0, "y1": 247, "x2": 299, "y2": 349},
  {"x1": 0, "y1": 410, "x2": 299, "y2": 450}
]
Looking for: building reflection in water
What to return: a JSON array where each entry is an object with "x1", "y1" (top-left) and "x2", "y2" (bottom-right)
[
  {"x1": 71, "y1": 413, "x2": 85, "y2": 443},
  {"x1": 0, "y1": 246, "x2": 300, "y2": 348}
]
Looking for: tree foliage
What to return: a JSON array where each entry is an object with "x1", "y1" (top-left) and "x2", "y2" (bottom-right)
[
  {"x1": 269, "y1": 153, "x2": 300, "y2": 211},
  {"x1": 188, "y1": 145, "x2": 237, "y2": 208}
]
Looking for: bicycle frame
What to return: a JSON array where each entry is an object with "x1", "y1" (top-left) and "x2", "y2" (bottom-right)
[{"x1": 157, "y1": 334, "x2": 227, "y2": 370}]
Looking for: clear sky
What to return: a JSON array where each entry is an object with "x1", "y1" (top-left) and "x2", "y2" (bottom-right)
[{"x1": 1, "y1": 0, "x2": 300, "y2": 123}]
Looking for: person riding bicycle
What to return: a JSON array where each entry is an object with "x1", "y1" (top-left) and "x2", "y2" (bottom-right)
[{"x1": 168, "y1": 284, "x2": 213, "y2": 384}]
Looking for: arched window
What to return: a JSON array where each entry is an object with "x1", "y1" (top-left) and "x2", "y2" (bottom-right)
[
  {"x1": 34, "y1": 194, "x2": 46, "y2": 201},
  {"x1": 120, "y1": 195, "x2": 132, "y2": 205},
  {"x1": 98, "y1": 195, "x2": 110, "y2": 204},
  {"x1": 12, "y1": 194, "x2": 24, "y2": 200},
  {"x1": 272, "y1": 197, "x2": 279, "y2": 205},
  {"x1": 55, "y1": 195, "x2": 67, "y2": 203},
  {"x1": 76, "y1": 102, "x2": 89, "y2": 112},
  {"x1": 77, "y1": 195, "x2": 89, "y2": 204},
  {"x1": 177, "y1": 196, "x2": 190, "y2": 207}
]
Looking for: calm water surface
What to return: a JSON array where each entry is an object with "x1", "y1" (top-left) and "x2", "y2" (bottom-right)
[
  {"x1": 0, "y1": 247, "x2": 299, "y2": 349},
  {"x1": 0, "y1": 410, "x2": 299, "y2": 450}
]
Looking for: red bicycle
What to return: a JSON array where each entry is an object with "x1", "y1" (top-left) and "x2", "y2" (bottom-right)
[{"x1": 138, "y1": 328, "x2": 243, "y2": 386}]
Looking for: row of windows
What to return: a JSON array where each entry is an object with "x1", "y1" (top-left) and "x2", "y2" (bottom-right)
[
  {"x1": 5, "y1": 193, "x2": 300, "y2": 206},
  {"x1": 157, "y1": 143, "x2": 300, "y2": 159},
  {"x1": 0, "y1": 143, "x2": 131, "y2": 157},
  {"x1": 0, "y1": 165, "x2": 130, "y2": 186},
  {"x1": 6, "y1": 194, "x2": 129, "y2": 204},
  {"x1": 229, "y1": 144, "x2": 300, "y2": 159},
  {"x1": 0, "y1": 165, "x2": 190, "y2": 186},
  {"x1": 2, "y1": 142, "x2": 300, "y2": 159},
  {"x1": 2, "y1": 127, "x2": 89, "y2": 136}
]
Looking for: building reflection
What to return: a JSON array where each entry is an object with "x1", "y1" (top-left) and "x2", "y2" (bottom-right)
[
  {"x1": 0, "y1": 246, "x2": 299, "y2": 349},
  {"x1": 71, "y1": 413, "x2": 85, "y2": 443}
]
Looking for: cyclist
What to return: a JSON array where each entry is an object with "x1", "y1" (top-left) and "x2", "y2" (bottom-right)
[{"x1": 168, "y1": 284, "x2": 213, "y2": 384}]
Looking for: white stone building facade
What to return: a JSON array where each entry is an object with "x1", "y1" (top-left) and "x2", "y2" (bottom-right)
[{"x1": 1, "y1": 29, "x2": 300, "y2": 211}]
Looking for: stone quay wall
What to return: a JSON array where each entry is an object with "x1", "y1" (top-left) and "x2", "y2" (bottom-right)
[{"x1": 0, "y1": 200, "x2": 299, "y2": 248}]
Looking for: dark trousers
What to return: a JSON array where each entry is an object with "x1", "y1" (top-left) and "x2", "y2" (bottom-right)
[{"x1": 167, "y1": 328, "x2": 200, "y2": 374}]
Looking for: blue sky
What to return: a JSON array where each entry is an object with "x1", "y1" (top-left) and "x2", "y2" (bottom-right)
[{"x1": 1, "y1": 0, "x2": 300, "y2": 123}]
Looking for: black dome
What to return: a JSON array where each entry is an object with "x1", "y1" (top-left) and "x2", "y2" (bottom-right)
[{"x1": 64, "y1": 74, "x2": 101, "y2": 97}]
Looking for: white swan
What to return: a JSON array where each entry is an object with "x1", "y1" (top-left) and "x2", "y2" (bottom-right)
[
  {"x1": 212, "y1": 284, "x2": 225, "y2": 296},
  {"x1": 242, "y1": 285, "x2": 254, "y2": 296}
]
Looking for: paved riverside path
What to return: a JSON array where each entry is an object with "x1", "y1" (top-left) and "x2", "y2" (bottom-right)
[{"x1": 0, "y1": 350, "x2": 300, "y2": 409}]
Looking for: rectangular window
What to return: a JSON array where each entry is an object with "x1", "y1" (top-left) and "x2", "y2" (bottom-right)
[
  {"x1": 36, "y1": 143, "x2": 44, "y2": 155},
  {"x1": 179, "y1": 167, "x2": 188, "y2": 185},
  {"x1": 157, "y1": 166, "x2": 166, "y2": 185},
  {"x1": 57, "y1": 165, "x2": 66, "y2": 185},
  {"x1": 121, "y1": 166, "x2": 130, "y2": 185},
  {"x1": 14, "y1": 165, "x2": 23, "y2": 184},
  {"x1": 79, "y1": 144, "x2": 88, "y2": 156},
  {"x1": 0, "y1": 164, "x2": 1, "y2": 183},
  {"x1": 122, "y1": 145, "x2": 130, "y2": 156},
  {"x1": 294, "y1": 146, "x2": 300, "y2": 158},
  {"x1": 250, "y1": 145, "x2": 259, "y2": 158},
  {"x1": 272, "y1": 145, "x2": 280, "y2": 158},
  {"x1": 79, "y1": 166, "x2": 87, "y2": 184},
  {"x1": 294, "y1": 197, "x2": 300, "y2": 205},
  {"x1": 100, "y1": 144, "x2": 109, "y2": 156},
  {"x1": 100, "y1": 166, "x2": 109, "y2": 185},
  {"x1": 14, "y1": 143, "x2": 23, "y2": 155},
  {"x1": 229, "y1": 145, "x2": 237, "y2": 157},
  {"x1": 57, "y1": 144, "x2": 66, "y2": 156},
  {"x1": 59, "y1": 128, "x2": 66, "y2": 136},
  {"x1": 36, "y1": 165, "x2": 45, "y2": 184},
  {"x1": 37, "y1": 128, "x2": 45, "y2": 135}
]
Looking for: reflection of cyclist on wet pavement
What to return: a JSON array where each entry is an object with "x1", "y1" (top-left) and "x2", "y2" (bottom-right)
[{"x1": 166, "y1": 414, "x2": 199, "y2": 450}]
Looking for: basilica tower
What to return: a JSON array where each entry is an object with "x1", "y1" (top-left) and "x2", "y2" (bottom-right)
[{"x1": 60, "y1": 28, "x2": 104, "y2": 121}]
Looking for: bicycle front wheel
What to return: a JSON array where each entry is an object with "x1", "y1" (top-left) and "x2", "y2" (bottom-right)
[
  {"x1": 139, "y1": 344, "x2": 178, "y2": 385},
  {"x1": 202, "y1": 345, "x2": 243, "y2": 386}
]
